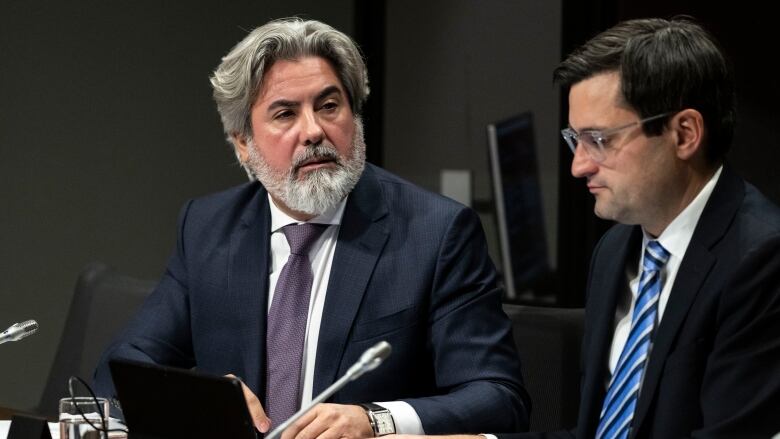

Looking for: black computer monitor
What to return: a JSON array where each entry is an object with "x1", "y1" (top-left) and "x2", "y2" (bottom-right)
[{"x1": 487, "y1": 112, "x2": 550, "y2": 300}]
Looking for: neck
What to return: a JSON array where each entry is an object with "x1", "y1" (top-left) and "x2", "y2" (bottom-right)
[
  {"x1": 644, "y1": 162, "x2": 718, "y2": 237},
  {"x1": 270, "y1": 195, "x2": 316, "y2": 222}
]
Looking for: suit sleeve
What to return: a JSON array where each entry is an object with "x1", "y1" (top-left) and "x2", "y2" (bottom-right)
[
  {"x1": 402, "y1": 207, "x2": 531, "y2": 434},
  {"x1": 694, "y1": 234, "x2": 780, "y2": 437},
  {"x1": 92, "y1": 200, "x2": 197, "y2": 404}
]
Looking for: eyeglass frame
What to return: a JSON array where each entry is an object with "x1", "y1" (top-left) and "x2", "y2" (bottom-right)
[{"x1": 561, "y1": 112, "x2": 673, "y2": 162}]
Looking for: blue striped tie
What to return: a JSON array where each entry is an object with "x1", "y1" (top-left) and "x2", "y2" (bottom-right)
[{"x1": 595, "y1": 240, "x2": 670, "y2": 439}]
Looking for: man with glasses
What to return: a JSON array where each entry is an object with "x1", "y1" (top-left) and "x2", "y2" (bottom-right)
[
  {"x1": 547, "y1": 16, "x2": 780, "y2": 438},
  {"x1": 391, "y1": 17, "x2": 780, "y2": 439}
]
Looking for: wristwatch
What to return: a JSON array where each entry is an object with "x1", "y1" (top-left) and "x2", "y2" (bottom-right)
[{"x1": 359, "y1": 403, "x2": 396, "y2": 436}]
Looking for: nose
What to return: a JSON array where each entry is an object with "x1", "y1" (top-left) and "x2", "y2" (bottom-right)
[
  {"x1": 570, "y1": 142, "x2": 598, "y2": 178},
  {"x1": 300, "y1": 109, "x2": 324, "y2": 146}
]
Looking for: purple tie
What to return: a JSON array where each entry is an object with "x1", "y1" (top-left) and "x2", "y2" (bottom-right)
[{"x1": 266, "y1": 223, "x2": 327, "y2": 425}]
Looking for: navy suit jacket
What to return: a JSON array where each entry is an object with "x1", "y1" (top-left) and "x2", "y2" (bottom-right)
[
  {"x1": 500, "y1": 167, "x2": 780, "y2": 438},
  {"x1": 94, "y1": 164, "x2": 530, "y2": 433}
]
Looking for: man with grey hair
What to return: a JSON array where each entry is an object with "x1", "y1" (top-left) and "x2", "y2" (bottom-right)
[{"x1": 94, "y1": 17, "x2": 530, "y2": 438}]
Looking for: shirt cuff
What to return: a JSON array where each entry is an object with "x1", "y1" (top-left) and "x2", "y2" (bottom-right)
[{"x1": 375, "y1": 401, "x2": 425, "y2": 434}]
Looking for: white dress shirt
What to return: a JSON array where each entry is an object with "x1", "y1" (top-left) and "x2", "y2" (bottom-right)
[
  {"x1": 608, "y1": 166, "x2": 723, "y2": 374},
  {"x1": 266, "y1": 195, "x2": 424, "y2": 433}
]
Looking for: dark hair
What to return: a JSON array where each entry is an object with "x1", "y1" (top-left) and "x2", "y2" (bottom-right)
[{"x1": 553, "y1": 17, "x2": 736, "y2": 163}]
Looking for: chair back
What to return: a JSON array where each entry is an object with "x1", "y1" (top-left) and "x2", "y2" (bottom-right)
[
  {"x1": 37, "y1": 262, "x2": 155, "y2": 417},
  {"x1": 503, "y1": 304, "x2": 585, "y2": 431}
]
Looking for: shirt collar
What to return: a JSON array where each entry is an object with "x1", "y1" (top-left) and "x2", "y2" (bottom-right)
[
  {"x1": 642, "y1": 165, "x2": 723, "y2": 258},
  {"x1": 268, "y1": 194, "x2": 348, "y2": 233}
]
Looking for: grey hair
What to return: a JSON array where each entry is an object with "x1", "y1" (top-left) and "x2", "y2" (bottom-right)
[{"x1": 210, "y1": 17, "x2": 370, "y2": 142}]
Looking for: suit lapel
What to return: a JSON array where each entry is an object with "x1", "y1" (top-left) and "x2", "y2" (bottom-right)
[
  {"x1": 631, "y1": 166, "x2": 744, "y2": 435},
  {"x1": 580, "y1": 226, "x2": 641, "y2": 438},
  {"x1": 312, "y1": 166, "x2": 389, "y2": 395},
  {"x1": 227, "y1": 186, "x2": 271, "y2": 396}
]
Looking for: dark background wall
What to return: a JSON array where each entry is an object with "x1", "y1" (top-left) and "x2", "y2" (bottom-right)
[
  {"x1": 0, "y1": 0, "x2": 354, "y2": 411},
  {"x1": 1, "y1": 0, "x2": 560, "y2": 413},
  {"x1": 382, "y1": 0, "x2": 562, "y2": 284},
  {"x1": 1, "y1": 0, "x2": 777, "y2": 413}
]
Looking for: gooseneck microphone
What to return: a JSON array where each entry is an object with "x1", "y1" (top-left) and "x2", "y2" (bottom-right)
[
  {"x1": 265, "y1": 340, "x2": 392, "y2": 439},
  {"x1": 0, "y1": 320, "x2": 39, "y2": 345}
]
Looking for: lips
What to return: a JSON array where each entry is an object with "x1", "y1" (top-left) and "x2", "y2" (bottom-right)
[
  {"x1": 296, "y1": 156, "x2": 337, "y2": 172},
  {"x1": 586, "y1": 181, "x2": 606, "y2": 193}
]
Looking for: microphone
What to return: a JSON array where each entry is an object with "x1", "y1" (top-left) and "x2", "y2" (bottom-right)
[
  {"x1": 0, "y1": 320, "x2": 39, "y2": 345},
  {"x1": 265, "y1": 341, "x2": 392, "y2": 439}
]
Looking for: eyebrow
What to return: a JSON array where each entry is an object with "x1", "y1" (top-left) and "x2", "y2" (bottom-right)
[
  {"x1": 266, "y1": 85, "x2": 344, "y2": 113},
  {"x1": 315, "y1": 85, "x2": 343, "y2": 102},
  {"x1": 568, "y1": 122, "x2": 608, "y2": 133}
]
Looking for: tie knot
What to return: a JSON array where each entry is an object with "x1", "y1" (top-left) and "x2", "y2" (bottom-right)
[
  {"x1": 643, "y1": 240, "x2": 670, "y2": 272},
  {"x1": 282, "y1": 223, "x2": 327, "y2": 255}
]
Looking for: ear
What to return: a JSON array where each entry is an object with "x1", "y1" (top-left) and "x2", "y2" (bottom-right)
[
  {"x1": 231, "y1": 133, "x2": 251, "y2": 163},
  {"x1": 671, "y1": 109, "x2": 704, "y2": 161}
]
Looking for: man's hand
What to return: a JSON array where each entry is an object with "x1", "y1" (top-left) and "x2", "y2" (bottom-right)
[
  {"x1": 279, "y1": 403, "x2": 373, "y2": 439},
  {"x1": 225, "y1": 374, "x2": 271, "y2": 433}
]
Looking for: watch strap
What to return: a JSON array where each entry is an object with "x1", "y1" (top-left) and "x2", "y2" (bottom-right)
[
  {"x1": 359, "y1": 402, "x2": 387, "y2": 412},
  {"x1": 359, "y1": 403, "x2": 395, "y2": 436}
]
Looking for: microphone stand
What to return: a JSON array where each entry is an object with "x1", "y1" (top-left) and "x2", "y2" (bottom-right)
[{"x1": 265, "y1": 341, "x2": 391, "y2": 439}]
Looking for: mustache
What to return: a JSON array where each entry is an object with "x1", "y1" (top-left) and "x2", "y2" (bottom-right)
[{"x1": 291, "y1": 144, "x2": 341, "y2": 171}]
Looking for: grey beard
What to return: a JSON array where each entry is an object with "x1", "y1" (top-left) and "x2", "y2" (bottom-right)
[{"x1": 243, "y1": 117, "x2": 366, "y2": 217}]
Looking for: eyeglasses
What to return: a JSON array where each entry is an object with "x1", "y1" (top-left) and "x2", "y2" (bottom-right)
[{"x1": 561, "y1": 112, "x2": 672, "y2": 162}]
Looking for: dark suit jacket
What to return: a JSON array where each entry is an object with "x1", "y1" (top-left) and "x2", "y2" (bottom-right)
[
  {"x1": 94, "y1": 164, "x2": 530, "y2": 433},
  {"x1": 500, "y1": 167, "x2": 780, "y2": 438}
]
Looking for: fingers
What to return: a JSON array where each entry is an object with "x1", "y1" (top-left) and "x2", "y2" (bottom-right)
[
  {"x1": 280, "y1": 403, "x2": 373, "y2": 439},
  {"x1": 225, "y1": 374, "x2": 271, "y2": 433}
]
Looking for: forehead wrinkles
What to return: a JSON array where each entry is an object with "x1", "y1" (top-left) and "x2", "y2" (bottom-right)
[{"x1": 256, "y1": 57, "x2": 344, "y2": 107}]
